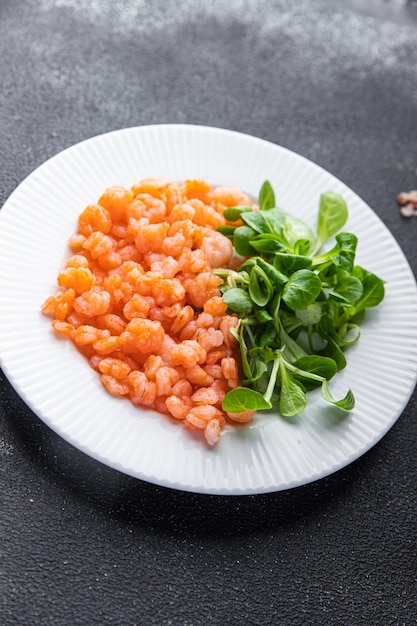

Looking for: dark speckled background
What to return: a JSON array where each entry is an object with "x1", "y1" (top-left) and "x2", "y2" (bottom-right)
[{"x1": 1, "y1": 1, "x2": 417, "y2": 624}]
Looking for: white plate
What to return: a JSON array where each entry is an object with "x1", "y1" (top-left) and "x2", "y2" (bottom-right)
[{"x1": 1, "y1": 124, "x2": 417, "y2": 495}]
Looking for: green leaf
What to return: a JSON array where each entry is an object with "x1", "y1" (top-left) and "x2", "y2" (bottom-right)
[
  {"x1": 259, "y1": 180, "x2": 276, "y2": 211},
  {"x1": 282, "y1": 269, "x2": 322, "y2": 310},
  {"x1": 321, "y1": 380, "x2": 355, "y2": 411},
  {"x1": 259, "y1": 323, "x2": 277, "y2": 347},
  {"x1": 214, "y1": 180, "x2": 383, "y2": 422},
  {"x1": 321, "y1": 336, "x2": 347, "y2": 371},
  {"x1": 233, "y1": 225, "x2": 257, "y2": 256},
  {"x1": 223, "y1": 206, "x2": 253, "y2": 221},
  {"x1": 335, "y1": 233, "x2": 357, "y2": 273},
  {"x1": 241, "y1": 211, "x2": 270, "y2": 234},
  {"x1": 255, "y1": 309, "x2": 274, "y2": 324},
  {"x1": 274, "y1": 252, "x2": 312, "y2": 274},
  {"x1": 279, "y1": 326, "x2": 309, "y2": 362},
  {"x1": 262, "y1": 209, "x2": 287, "y2": 235},
  {"x1": 293, "y1": 355, "x2": 337, "y2": 381},
  {"x1": 312, "y1": 232, "x2": 357, "y2": 272},
  {"x1": 242, "y1": 208, "x2": 286, "y2": 236},
  {"x1": 295, "y1": 303, "x2": 322, "y2": 326},
  {"x1": 352, "y1": 267, "x2": 385, "y2": 311},
  {"x1": 249, "y1": 234, "x2": 286, "y2": 255},
  {"x1": 294, "y1": 239, "x2": 312, "y2": 256},
  {"x1": 316, "y1": 191, "x2": 348, "y2": 251},
  {"x1": 332, "y1": 273, "x2": 363, "y2": 305},
  {"x1": 279, "y1": 362, "x2": 307, "y2": 417},
  {"x1": 222, "y1": 287, "x2": 253, "y2": 312},
  {"x1": 216, "y1": 225, "x2": 236, "y2": 238},
  {"x1": 249, "y1": 266, "x2": 274, "y2": 306},
  {"x1": 222, "y1": 387, "x2": 272, "y2": 412},
  {"x1": 284, "y1": 215, "x2": 317, "y2": 251},
  {"x1": 242, "y1": 359, "x2": 268, "y2": 384},
  {"x1": 256, "y1": 257, "x2": 288, "y2": 287}
]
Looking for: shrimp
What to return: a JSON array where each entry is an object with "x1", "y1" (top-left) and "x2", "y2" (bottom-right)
[
  {"x1": 187, "y1": 272, "x2": 223, "y2": 309},
  {"x1": 42, "y1": 288, "x2": 76, "y2": 320},
  {"x1": 165, "y1": 182, "x2": 186, "y2": 212},
  {"x1": 191, "y1": 387, "x2": 221, "y2": 405},
  {"x1": 134, "y1": 222, "x2": 169, "y2": 254},
  {"x1": 120, "y1": 318, "x2": 165, "y2": 354},
  {"x1": 73, "y1": 325, "x2": 110, "y2": 346},
  {"x1": 42, "y1": 178, "x2": 255, "y2": 446},
  {"x1": 226, "y1": 409, "x2": 256, "y2": 424},
  {"x1": 197, "y1": 328, "x2": 224, "y2": 353},
  {"x1": 97, "y1": 251, "x2": 122, "y2": 271},
  {"x1": 162, "y1": 231, "x2": 187, "y2": 257},
  {"x1": 95, "y1": 313, "x2": 126, "y2": 335},
  {"x1": 220, "y1": 315, "x2": 239, "y2": 348},
  {"x1": 171, "y1": 379, "x2": 193, "y2": 398},
  {"x1": 83, "y1": 232, "x2": 114, "y2": 259},
  {"x1": 197, "y1": 230, "x2": 233, "y2": 269},
  {"x1": 167, "y1": 203, "x2": 196, "y2": 224},
  {"x1": 185, "y1": 405, "x2": 218, "y2": 430},
  {"x1": 165, "y1": 395, "x2": 193, "y2": 420},
  {"x1": 212, "y1": 185, "x2": 251, "y2": 208},
  {"x1": 187, "y1": 198, "x2": 225, "y2": 229},
  {"x1": 73, "y1": 287, "x2": 111, "y2": 316},
  {"x1": 171, "y1": 340, "x2": 206, "y2": 369},
  {"x1": 128, "y1": 370, "x2": 156, "y2": 407},
  {"x1": 51, "y1": 320, "x2": 74, "y2": 338},
  {"x1": 65, "y1": 255, "x2": 89, "y2": 269},
  {"x1": 184, "y1": 179, "x2": 212, "y2": 202},
  {"x1": 203, "y1": 296, "x2": 228, "y2": 317},
  {"x1": 101, "y1": 375, "x2": 130, "y2": 397},
  {"x1": 131, "y1": 178, "x2": 169, "y2": 198},
  {"x1": 123, "y1": 294, "x2": 155, "y2": 320},
  {"x1": 144, "y1": 354, "x2": 164, "y2": 379},
  {"x1": 78, "y1": 204, "x2": 112, "y2": 237},
  {"x1": 170, "y1": 305, "x2": 194, "y2": 335},
  {"x1": 154, "y1": 366, "x2": 180, "y2": 397},
  {"x1": 57, "y1": 267, "x2": 95, "y2": 295},
  {"x1": 149, "y1": 256, "x2": 179, "y2": 279},
  {"x1": 98, "y1": 185, "x2": 133, "y2": 223},
  {"x1": 221, "y1": 357, "x2": 239, "y2": 388},
  {"x1": 98, "y1": 357, "x2": 131, "y2": 379},
  {"x1": 134, "y1": 194, "x2": 167, "y2": 223},
  {"x1": 204, "y1": 418, "x2": 221, "y2": 446},
  {"x1": 185, "y1": 364, "x2": 214, "y2": 387},
  {"x1": 93, "y1": 335, "x2": 122, "y2": 355}
]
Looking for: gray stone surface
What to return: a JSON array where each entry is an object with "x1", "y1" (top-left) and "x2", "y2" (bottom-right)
[{"x1": 1, "y1": 1, "x2": 417, "y2": 624}]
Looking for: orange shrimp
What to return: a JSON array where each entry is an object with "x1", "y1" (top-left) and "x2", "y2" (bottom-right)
[
  {"x1": 128, "y1": 370, "x2": 156, "y2": 407},
  {"x1": 171, "y1": 340, "x2": 206, "y2": 369},
  {"x1": 98, "y1": 185, "x2": 133, "y2": 223},
  {"x1": 57, "y1": 267, "x2": 95, "y2": 295},
  {"x1": 73, "y1": 287, "x2": 111, "y2": 316},
  {"x1": 165, "y1": 395, "x2": 193, "y2": 420},
  {"x1": 187, "y1": 272, "x2": 223, "y2": 309},
  {"x1": 204, "y1": 418, "x2": 222, "y2": 446},
  {"x1": 42, "y1": 288, "x2": 76, "y2": 320},
  {"x1": 78, "y1": 204, "x2": 112, "y2": 237},
  {"x1": 41, "y1": 178, "x2": 256, "y2": 445},
  {"x1": 198, "y1": 230, "x2": 233, "y2": 268},
  {"x1": 226, "y1": 408, "x2": 256, "y2": 423},
  {"x1": 120, "y1": 318, "x2": 165, "y2": 354},
  {"x1": 98, "y1": 357, "x2": 131, "y2": 379}
]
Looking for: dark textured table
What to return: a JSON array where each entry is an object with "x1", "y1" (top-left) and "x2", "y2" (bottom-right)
[{"x1": 1, "y1": 1, "x2": 417, "y2": 624}]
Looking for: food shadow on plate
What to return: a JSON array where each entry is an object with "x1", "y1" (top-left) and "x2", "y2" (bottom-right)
[{"x1": 1, "y1": 373, "x2": 376, "y2": 539}]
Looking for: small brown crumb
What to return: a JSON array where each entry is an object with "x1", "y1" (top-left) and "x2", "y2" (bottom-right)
[
  {"x1": 400, "y1": 203, "x2": 417, "y2": 217},
  {"x1": 397, "y1": 190, "x2": 417, "y2": 217}
]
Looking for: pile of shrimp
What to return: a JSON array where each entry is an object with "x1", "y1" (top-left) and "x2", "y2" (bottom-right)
[{"x1": 42, "y1": 178, "x2": 258, "y2": 446}]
